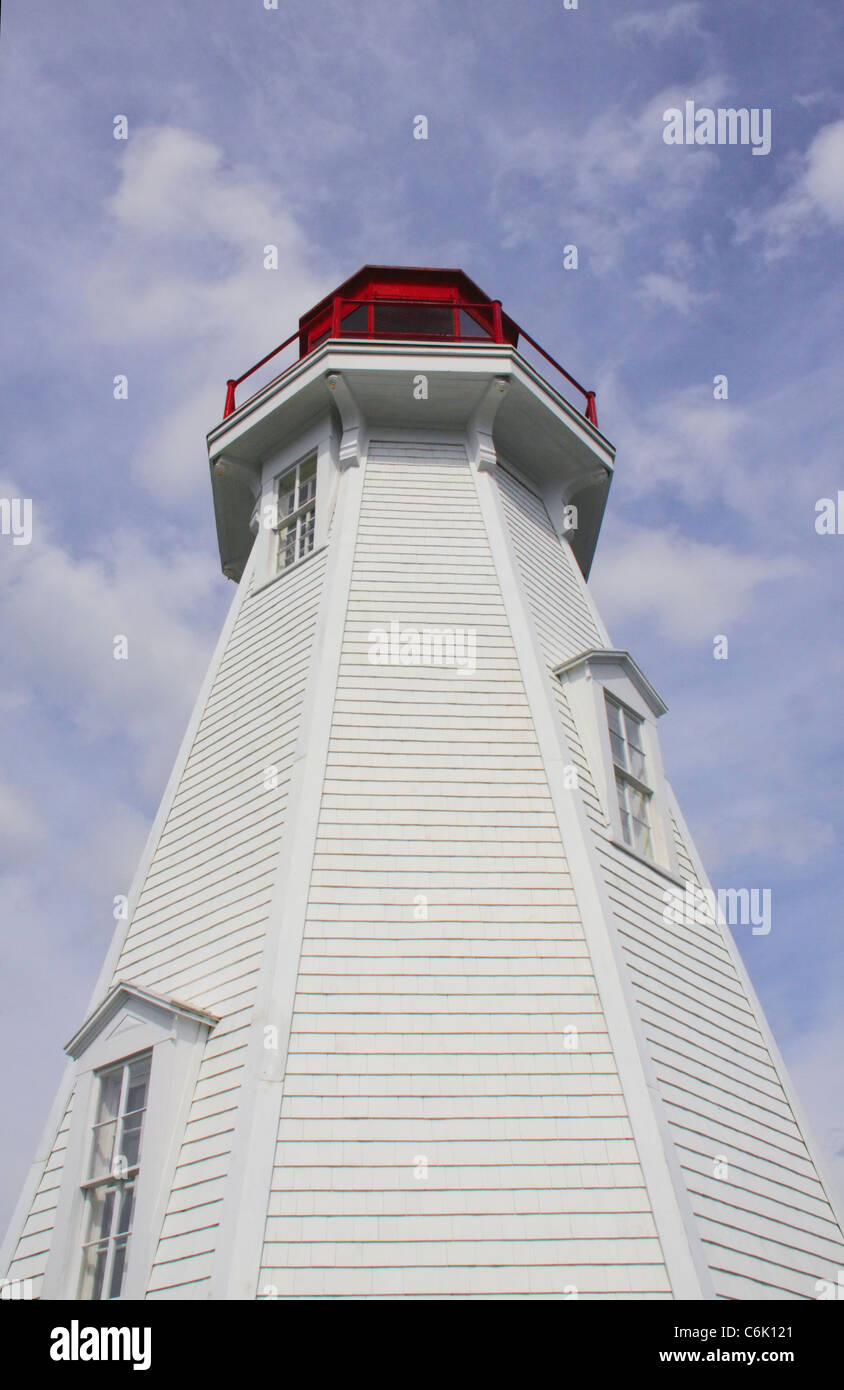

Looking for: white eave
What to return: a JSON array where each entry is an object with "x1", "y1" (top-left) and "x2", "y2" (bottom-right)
[
  {"x1": 206, "y1": 339, "x2": 616, "y2": 580},
  {"x1": 207, "y1": 340, "x2": 614, "y2": 464}
]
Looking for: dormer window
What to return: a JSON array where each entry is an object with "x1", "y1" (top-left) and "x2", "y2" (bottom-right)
[
  {"x1": 555, "y1": 648, "x2": 681, "y2": 880},
  {"x1": 79, "y1": 1052, "x2": 151, "y2": 1300},
  {"x1": 276, "y1": 454, "x2": 316, "y2": 571},
  {"x1": 38, "y1": 983, "x2": 216, "y2": 1301},
  {"x1": 606, "y1": 694, "x2": 654, "y2": 859}
]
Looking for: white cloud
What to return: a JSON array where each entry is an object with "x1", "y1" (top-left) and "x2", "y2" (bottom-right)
[
  {"x1": 0, "y1": 480, "x2": 220, "y2": 795},
  {"x1": 87, "y1": 126, "x2": 331, "y2": 495},
  {"x1": 595, "y1": 376, "x2": 756, "y2": 512},
  {"x1": 740, "y1": 119, "x2": 844, "y2": 261},
  {"x1": 793, "y1": 90, "x2": 841, "y2": 112},
  {"x1": 590, "y1": 523, "x2": 799, "y2": 643},
  {"x1": 487, "y1": 78, "x2": 724, "y2": 273},
  {"x1": 637, "y1": 270, "x2": 707, "y2": 314},
  {"x1": 0, "y1": 782, "x2": 44, "y2": 862},
  {"x1": 802, "y1": 120, "x2": 844, "y2": 221},
  {"x1": 615, "y1": 3, "x2": 704, "y2": 42}
]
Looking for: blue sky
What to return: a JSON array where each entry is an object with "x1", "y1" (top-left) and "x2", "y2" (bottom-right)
[{"x1": 1, "y1": 0, "x2": 843, "y2": 1236}]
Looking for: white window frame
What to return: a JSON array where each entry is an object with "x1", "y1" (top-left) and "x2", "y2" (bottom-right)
[
  {"x1": 555, "y1": 648, "x2": 682, "y2": 881},
  {"x1": 41, "y1": 984, "x2": 216, "y2": 1301},
  {"x1": 78, "y1": 1051, "x2": 152, "y2": 1300},
  {"x1": 605, "y1": 692, "x2": 655, "y2": 860},
  {"x1": 273, "y1": 453, "x2": 317, "y2": 573},
  {"x1": 250, "y1": 425, "x2": 341, "y2": 594}
]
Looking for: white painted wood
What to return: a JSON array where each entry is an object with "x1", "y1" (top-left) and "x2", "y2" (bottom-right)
[
  {"x1": 493, "y1": 459, "x2": 844, "y2": 1299},
  {"x1": 253, "y1": 441, "x2": 673, "y2": 1300}
]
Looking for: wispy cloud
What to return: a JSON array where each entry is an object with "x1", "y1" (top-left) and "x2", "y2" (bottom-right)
[
  {"x1": 615, "y1": 3, "x2": 705, "y2": 43},
  {"x1": 636, "y1": 270, "x2": 708, "y2": 314},
  {"x1": 591, "y1": 523, "x2": 798, "y2": 643},
  {"x1": 87, "y1": 126, "x2": 331, "y2": 496},
  {"x1": 0, "y1": 476, "x2": 219, "y2": 793},
  {"x1": 486, "y1": 78, "x2": 724, "y2": 275},
  {"x1": 738, "y1": 118, "x2": 844, "y2": 260},
  {"x1": 594, "y1": 376, "x2": 756, "y2": 514}
]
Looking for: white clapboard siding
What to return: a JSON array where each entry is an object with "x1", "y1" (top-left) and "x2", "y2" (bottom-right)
[
  {"x1": 3, "y1": 1092, "x2": 75, "y2": 1297},
  {"x1": 258, "y1": 441, "x2": 669, "y2": 1299},
  {"x1": 496, "y1": 460, "x2": 844, "y2": 1299},
  {"x1": 105, "y1": 550, "x2": 326, "y2": 1298},
  {"x1": 495, "y1": 463, "x2": 604, "y2": 665}
]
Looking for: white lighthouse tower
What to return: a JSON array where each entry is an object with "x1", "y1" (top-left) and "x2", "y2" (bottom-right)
[{"x1": 4, "y1": 266, "x2": 843, "y2": 1301}]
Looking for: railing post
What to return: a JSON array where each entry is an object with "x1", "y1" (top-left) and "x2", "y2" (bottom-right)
[
  {"x1": 223, "y1": 380, "x2": 237, "y2": 419},
  {"x1": 585, "y1": 391, "x2": 597, "y2": 428},
  {"x1": 331, "y1": 296, "x2": 341, "y2": 339},
  {"x1": 492, "y1": 300, "x2": 503, "y2": 343}
]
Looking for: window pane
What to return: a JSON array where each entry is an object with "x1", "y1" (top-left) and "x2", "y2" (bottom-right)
[
  {"x1": 82, "y1": 1184, "x2": 117, "y2": 1266},
  {"x1": 605, "y1": 697, "x2": 623, "y2": 736},
  {"x1": 80, "y1": 1240, "x2": 109, "y2": 1301},
  {"x1": 626, "y1": 784, "x2": 653, "y2": 857},
  {"x1": 373, "y1": 302, "x2": 453, "y2": 337},
  {"x1": 339, "y1": 303, "x2": 368, "y2": 334},
  {"x1": 627, "y1": 744, "x2": 647, "y2": 782},
  {"x1": 609, "y1": 730, "x2": 627, "y2": 770},
  {"x1": 96, "y1": 1070, "x2": 123, "y2": 1125},
  {"x1": 633, "y1": 820, "x2": 653, "y2": 858},
  {"x1": 624, "y1": 709, "x2": 644, "y2": 751},
  {"x1": 119, "y1": 1113, "x2": 143, "y2": 1169},
  {"x1": 299, "y1": 465, "x2": 316, "y2": 506},
  {"x1": 626, "y1": 784, "x2": 649, "y2": 822},
  {"x1": 458, "y1": 306, "x2": 492, "y2": 339},
  {"x1": 97, "y1": 1186, "x2": 117, "y2": 1240},
  {"x1": 108, "y1": 1240, "x2": 129, "y2": 1300},
  {"x1": 125, "y1": 1057, "x2": 150, "y2": 1116},
  {"x1": 278, "y1": 521, "x2": 296, "y2": 569},
  {"x1": 89, "y1": 1119, "x2": 117, "y2": 1179},
  {"x1": 278, "y1": 470, "x2": 298, "y2": 517},
  {"x1": 615, "y1": 775, "x2": 632, "y2": 846},
  {"x1": 116, "y1": 1183, "x2": 135, "y2": 1236},
  {"x1": 624, "y1": 711, "x2": 647, "y2": 781}
]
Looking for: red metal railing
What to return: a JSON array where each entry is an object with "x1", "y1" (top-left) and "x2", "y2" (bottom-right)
[{"x1": 222, "y1": 295, "x2": 598, "y2": 428}]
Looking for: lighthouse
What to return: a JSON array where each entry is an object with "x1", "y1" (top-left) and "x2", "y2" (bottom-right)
[{"x1": 4, "y1": 266, "x2": 843, "y2": 1300}]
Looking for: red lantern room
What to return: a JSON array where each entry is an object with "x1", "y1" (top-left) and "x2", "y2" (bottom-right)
[
  {"x1": 297, "y1": 265, "x2": 520, "y2": 356},
  {"x1": 222, "y1": 264, "x2": 598, "y2": 431}
]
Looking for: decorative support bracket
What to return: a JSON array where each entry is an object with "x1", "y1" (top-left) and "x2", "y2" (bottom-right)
[
  {"x1": 325, "y1": 372, "x2": 365, "y2": 468},
  {"x1": 467, "y1": 376, "x2": 510, "y2": 473},
  {"x1": 211, "y1": 453, "x2": 262, "y2": 495},
  {"x1": 211, "y1": 455, "x2": 265, "y2": 569}
]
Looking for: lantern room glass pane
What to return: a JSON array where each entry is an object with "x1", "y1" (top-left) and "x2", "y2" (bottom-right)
[
  {"x1": 458, "y1": 306, "x2": 493, "y2": 338},
  {"x1": 340, "y1": 303, "x2": 368, "y2": 333},
  {"x1": 372, "y1": 302, "x2": 454, "y2": 337}
]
